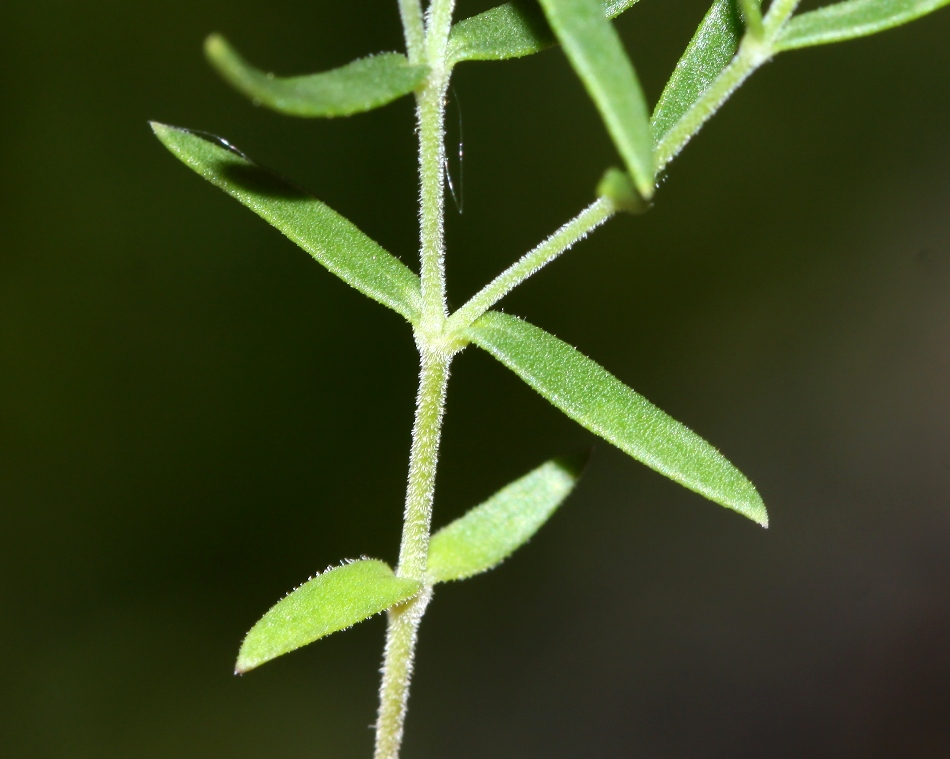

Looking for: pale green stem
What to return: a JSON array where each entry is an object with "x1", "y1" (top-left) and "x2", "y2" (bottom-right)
[
  {"x1": 447, "y1": 198, "x2": 615, "y2": 333},
  {"x1": 374, "y1": 351, "x2": 449, "y2": 759},
  {"x1": 654, "y1": 0, "x2": 802, "y2": 175},
  {"x1": 398, "y1": 0, "x2": 426, "y2": 65},
  {"x1": 416, "y1": 78, "x2": 451, "y2": 329},
  {"x1": 739, "y1": 0, "x2": 765, "y2": 38},
  {"x1": 763, "y1": 0, "x2": 803, "y2": 32},
  {"x1": 375, "y1": 5, "x2": 459, "y2": 756},
  {"x1": 375, "y1": 588, "x2": 433, "y2": 759},
  {"x1": 654, "y1": 42, "x2": 771, "y2": 174},
  {"x1": 396, "y1": 350, "x2": 451, "y2": 580},
  {"x1": 374, "y1": 585, "x2": 434, "y2": 759},
  {"x1": 425, "y1": 0, "x2": 457, "y2": 64},
  {"x1": 416, "y1": 0, "x2": 457, "y2": 330}
]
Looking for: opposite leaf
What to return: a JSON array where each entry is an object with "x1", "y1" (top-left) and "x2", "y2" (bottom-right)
[
  {"x1": 465, "y1": 312, "x2": 768, "y2": 526},
  {"x1": 151, "y1": 123, "x2": 422, "y2": 322},
  {"x1": 427, "y1": 455, "x2": 586, "y2": 583},
  {"x1": 537, "y1": 0, "x2": 655, "y2": 198},
  {"x1": 448, "y1": 0, "x2": 640, "y2": 65},
  {"x1": 205, "y1": 35, "x2": 429, "y2": 117},
  {"x1": 652, "y1": 0, "x2": 744, "y2": 144},
  {"x1": 236, "y1": 560, "x2": 421, "y2": 673},
  {"x1": 775, "y1": 0, "x2": 950, "y2": 50}
]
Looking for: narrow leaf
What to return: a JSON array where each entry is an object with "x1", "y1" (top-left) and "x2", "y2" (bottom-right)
[
  {"x1": 205, "y1": 35, "x2": 429, "y2": 117},
  {"x1": 427, "y1": 455, "x2": 586, "y2": 583},
  {"x1": 448, "y1": 0, "x2": 641, "y2": 64},
  {"x1": 536, "y1": 0, "x2": 655, "y2": 198},
  {"x1": 237, "y1": 560, "x2": 420, "y2": 673},
  {"x1": 652, "y1": 0, "x2": 744, "y2": 144},
  {"x1": 151, "y1": 123, "x2": 422, "y2": 322},
  {"x1": 775, "y1": 0, "x2": 950, "y2": 50},
  {"x1": 465, "y1": 312, "x2": 767, "y2": 526}
]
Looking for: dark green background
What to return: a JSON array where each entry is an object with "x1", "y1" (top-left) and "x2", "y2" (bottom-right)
[{"x1": 2, "y1": 1, "x2": 949, "y2": 756}]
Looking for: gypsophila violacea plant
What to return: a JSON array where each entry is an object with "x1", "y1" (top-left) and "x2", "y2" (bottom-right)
[{"x1": 153, "y1": 0, "x2": 950, "y2": 756}]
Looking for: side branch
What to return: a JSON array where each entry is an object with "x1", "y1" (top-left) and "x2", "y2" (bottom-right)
[
  {"x1": 448, "y1": 197, "x2": 615, "y2": 332},
  {"x1": 399, "y1": 0, "x2": 426, "y2": 64},
  {"x1": 654, "y1": 0, "x2": 803, "y2": 173}
]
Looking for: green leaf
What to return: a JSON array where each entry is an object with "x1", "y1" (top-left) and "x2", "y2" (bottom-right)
[
  {"x1": 151, "y1": 123, "x2": 422, "y2": 322},
  {"x1": 448, "y1": 0, "x2": 640, "y2": 64},
  {"x1": 652, "y1": 0, "x2": 744, "y2": 144},
  {"x1": 775, "y1": 0, "x2": 950, "y2": 51},
  {"x1": 205, "y1": 35, "x2": 429, "y2": 117},
  {"x1": 236, "y1": 560, "x2": 421, "y2": 673},
  {"x1": 536, "y1": 0, "x2": 655, "y2": 198},
  {"x1": 465, "y1": 312, "x2": 768, "y2": 526},
  {"x1": 427, "y1": 455, "x2": 586, "y2": 583}
]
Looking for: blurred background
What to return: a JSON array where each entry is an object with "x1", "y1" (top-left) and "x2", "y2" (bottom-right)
[{"x1": 2, "y1": 1, "x2": 949, "y2": 757}]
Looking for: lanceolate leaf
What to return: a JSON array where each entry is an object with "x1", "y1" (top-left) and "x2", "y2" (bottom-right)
[
  {"x1": 448, "y1": 0, "x2": 640, "y2": 64},
  {"x1": 151, "y1": 123, "x2": 422, "y2": 322},
  {"x1": 465, "y1": 312, "x2": 768, "y2": 526},
  {"x1": 427, "y1": 455, "x2": 586, "y2": 583},
  {"x1": 536, "y1": 0, "x2": 655, "y2": 198},
  {"x1": 236, "y1": 560, "x2": 420, "y2": 673},
  {"x1": 652, "y1": 0, "x2": 744, "y2": 143},
  {"x1": 205, "y1": 35, "x2": 429, "y2": 117},
  {"x1": 775, "y1": 0, "x2": 950, "y2": 50}
]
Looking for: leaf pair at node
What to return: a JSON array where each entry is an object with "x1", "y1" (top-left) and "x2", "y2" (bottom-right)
[
  {"x1": 236, "y1": 456, "x2": 585, "y2": 673},
  {"x1": 151, "y1": 124, "x2": 766, "y2": 526},
  {"x1": 157, "y1": 0, "x2": 950, "y2": 678},
  {"x1": 653, "y1": 0, "x2": 950, "y2": 164}
]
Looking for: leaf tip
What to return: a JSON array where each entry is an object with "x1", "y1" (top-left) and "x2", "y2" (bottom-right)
[
  {"x1": 553, "y1": 447, "x2": 593, "y2": 479},
  {"x1": 204, "y1": 33, "x2": 235, "y2": 72},
  {"x1": 149, "y1": 121, "x2": 188, "y2": 148},
  {"x1": 204, "y1": 32, "x2": 225, "y2": 55},
  {"x1": 742, "y1": 493, "x2": 769, "y2": 529},
  {"x1": 234, "y1": 651, "x2": 257, "y2": 675}
]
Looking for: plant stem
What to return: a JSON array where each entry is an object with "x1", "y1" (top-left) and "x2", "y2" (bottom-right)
[
  {"x1": 398, "y1": 0, "x2": 426, "y2": 65},
  {"x1": 654, "y1": 40, "x2": 772, "y2": 174},
  {"x1": 763, "y1": 0, "x2": 802, "y2": 32},
  {"x1": 738, "y1": 0, "x2": 765, "y2": 39},
  {"x1": 374, "y1": 350, "x2": 449, "y2": 759},
  {"x1": 416, "y1": 0, "x2": 457, "y2": 330},
  {"x1": 447, "y1": 197, "x2": 615, "y2": 332},
  {"x1": 375, "y1": 585, "x2": 433, "y2": 759},
  {"x1": 375, "y1": 5, "x2": 459, "y2": 757},
  {"x1": 396, "y1": 350, "x2": 451, "y2": 580},
  {"x1": 654, "y1": 0, "x2": 802, "y2": 174},
  {"x1": 416, "y1": 77, "x2": 451, "y2": 329}
]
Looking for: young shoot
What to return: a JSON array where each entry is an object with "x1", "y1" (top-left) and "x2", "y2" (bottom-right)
[{"x1": 154, "y1": 0, "x2": 950, "y2": 756}]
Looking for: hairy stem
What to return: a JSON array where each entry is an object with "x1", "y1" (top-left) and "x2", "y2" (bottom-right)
[
  {"x1": 416, "y1": 77, "x2": 451, "y2": 329},
  {"x1": 398, "y1": 0, "x2": 426, "y2": 64},
  {"x1": 417, "y1": 0, "x2": 457, "y2": 329},
  {"x1": 654, "y1": 40, "x2": 772, "y2": 174},
  {"x1": 448, "y1": 197, "x2": 615, "y2": 332},
  {"x1": 374, "y1": 586, "x2": 433, "y2": 759},
  {"x1": 375, "y1": 5, "x2": 459, "y2": 757},
  {"x1": 764, "y1": 0, "x2": 803, "y2": 32},
  {"x1": 374, "y1": 350, "x2": 449, "y2": 759},
  {"x1": 739, "y1": 0, "x2": 765, "y2": 39},
  {"x1": 654, "y1": 0, "x2": 802, "y2": 174},
  {"x1": 396, "y1": 350, "x2": 451, "y2": 580}
]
